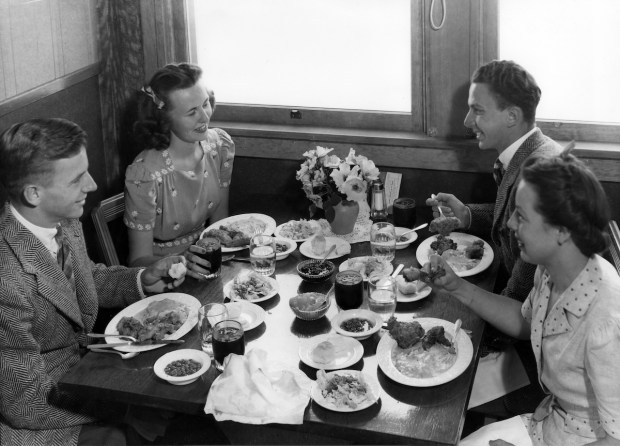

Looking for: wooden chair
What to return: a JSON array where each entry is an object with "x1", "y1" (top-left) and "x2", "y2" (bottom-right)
[
  {"x1": 91, "y1": 192, "x2": 126, "y2": 266},
  {"x1": 607, "y1": 220, "x2": 620, "y2": 274}
]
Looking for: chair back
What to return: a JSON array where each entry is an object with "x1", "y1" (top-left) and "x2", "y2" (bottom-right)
[
  {"x1": 91, "y1": 193, "x2": 126, "y2": 266},
  {"x1": 607, "y1": 220, "x2": 620, "y2": 275}
]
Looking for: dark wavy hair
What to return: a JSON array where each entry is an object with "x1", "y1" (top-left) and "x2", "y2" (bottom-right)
[
  {"x1": 521, "y1": 150, "x2": 610, "y2": 257},
  {"x1": 133, "y1": 63, "x2": 214, "y2": 151},
  {"x1": 0, "y1": 118, "x2": 86, "y2": 200},
  {"x1": 472, "y1": 60, "x2": 541, "y2": 125}
]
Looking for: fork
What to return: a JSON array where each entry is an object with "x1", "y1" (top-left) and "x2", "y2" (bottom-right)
[
  {"x1": 87, "y1": 333, "x2": 137, "y2": 342},
  {"x1": 431, "y1": 194, "x2": 445, "y2": 218}
]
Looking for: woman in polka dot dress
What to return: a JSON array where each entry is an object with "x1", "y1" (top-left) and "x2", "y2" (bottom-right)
[
  {"x1": 124, "y1": 63, "x2": 234, "y2": 277},
  {"x1": 429, "y1": 150, "x2": 620, "y2": 446}
]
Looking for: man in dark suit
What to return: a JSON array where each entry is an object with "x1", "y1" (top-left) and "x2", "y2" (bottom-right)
[
  {"x1": 427, "y1": 60, "x2": 561, "y2": 415},
  {"x1": 0, "y1": 118, "x2": 186, "y2": 445}
]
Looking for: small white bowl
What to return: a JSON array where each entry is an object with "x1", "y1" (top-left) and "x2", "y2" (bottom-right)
[
  {"x1": 394, "y1": 227, "x2": 419, "y2": 250},
  {"x1": 153, "y1": 349, "x2": 211, "y2": 385},
  {"x1": 274, "y1": 237, "x2": 296, "y2": 260},
  {"x1": 331, "y1": 309, "x2": 383, "y2": 340}
]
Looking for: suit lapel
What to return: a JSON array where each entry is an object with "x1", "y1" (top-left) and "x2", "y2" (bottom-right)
[{"x1": 2, "y1": 209, "x2": 85, "y2": 327}]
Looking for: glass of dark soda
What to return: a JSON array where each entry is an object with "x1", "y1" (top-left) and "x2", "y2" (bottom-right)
[
  {"x1": 212, "y1": 320, "x2": 245, "y2": 371},
  {"x1": 392, "y1": 197, "x2": 417, "y2": 229},
  {"x1": 334, "y1": 271, "x2": 364, "y2": 310},
  {"x1": 195, "y1": 236, "x2": 222, "y2": 279}
]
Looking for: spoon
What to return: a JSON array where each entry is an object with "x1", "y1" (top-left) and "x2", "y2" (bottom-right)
[
  {"x1": 449, "y1": 319, "x2": 462, "y2": 355},
  {"x1": 398, "y1": 223, "x2": 429, "y2": 242},
  {"x1": 87, "y1": 333, "x2": 137, "y2": 342},
  {"x1": 431, "y1": 194, "x2": 445, "y2": 218},
  {"x1": 89, "y1": 348, "x2": 139, "y2": 359},
  {"x1": 391, "y1": 264, "x2": 404, "y2": 278},
  {"x1": 318, "y1": 245, "x2": 337, "y2": 264}
]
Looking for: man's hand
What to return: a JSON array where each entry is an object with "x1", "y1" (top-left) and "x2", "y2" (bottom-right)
[
  {"x1": 426, "y1": 193, "x2": 470, "y2": 228},
  {"x1": 141, "y1": 255, "x2": 187, "y2": 294}
]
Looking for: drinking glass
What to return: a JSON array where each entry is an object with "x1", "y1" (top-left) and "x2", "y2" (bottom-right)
[
  {"x1": 334, "y1": 270, "x2": 364, "y2": 311},
  {"x1": 368, "y1": 275, "x2": 397, "y2": 323},
  {"x1": 370, "y1": 222, "x2": 396, "y2": 262},
  {"x1": 198, "y1": 303, "x2": 228, "y2": 355},
  {"x1": 393, "y1": 197, "x2": 417, "y2": 229},
  {"x1": 250, "y1": 234, "x2": 276, "y2": 276},
  {"x1": 212, "y1": 319, "x2": 245, "y2": 371},
  {"x1": 194, "y1": 237, "x2": 222, "y2": 279}
]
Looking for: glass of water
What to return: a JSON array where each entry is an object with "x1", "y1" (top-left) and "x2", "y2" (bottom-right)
[
  {"x1": 198, "y1": 303, "x2": 228, "y2": 355},
  {"x1": 250, "y1": 234, "x2": 276, "y2": 276},
  {"x1": 368, "y1": 275, "x2": 397, "y2": 323},
  {"x1": 370, "y1": 222, "x2": 396, "y2": 262}
]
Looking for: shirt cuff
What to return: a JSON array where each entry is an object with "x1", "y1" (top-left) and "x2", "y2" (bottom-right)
[{"x1": 137, "y1": 269, "x2": 147, "y2": 299}]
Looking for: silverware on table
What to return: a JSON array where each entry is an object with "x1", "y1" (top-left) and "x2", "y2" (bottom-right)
[
  {"x1": 87, "y1": 339, "x2": 184, "y2": 349},
  {"x1": 89, "y1": 348, "x2": 139, "y2": 359},
  {"x1": 87, "y1": 333, "x2": 137, "y2": 342}
]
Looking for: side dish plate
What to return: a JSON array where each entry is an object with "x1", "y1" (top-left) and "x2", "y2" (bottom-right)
[
  {"x1": 223, "y1": 275, "x2": 279, "y2": 303},
  {"x1": 299, "y1": 334, "x2": 364, "y2": 370},
  {"x1": 311, "y1": 370, "x2": 381, "y2": 412}
]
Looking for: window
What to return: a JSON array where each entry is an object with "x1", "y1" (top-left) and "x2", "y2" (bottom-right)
[{"x1": 498, "y1": 0, "x2": 620, "y2": 142}]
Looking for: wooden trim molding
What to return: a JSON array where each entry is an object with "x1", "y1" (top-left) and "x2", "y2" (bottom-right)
[{"x1": 0, "y1": 63, "x2": 100, "y2": 118}]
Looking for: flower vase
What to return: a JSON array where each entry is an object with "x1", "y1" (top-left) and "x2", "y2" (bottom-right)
[{"x1": 326, "y1": 200, "x2": 360, "y2": 235}]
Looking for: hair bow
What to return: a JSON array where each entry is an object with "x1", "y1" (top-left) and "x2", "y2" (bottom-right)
[{"x1": 141, "y1": 86, "x2": 165, "y2": 110}]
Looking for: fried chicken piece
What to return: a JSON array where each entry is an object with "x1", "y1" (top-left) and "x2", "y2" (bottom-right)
[
  {"x1": 421, "y1": 326, "x2": 452, "y2": 350},
  {"x1": 386, "y1": 317, "x2": 426, "y2": 349},
  {"x1": 204, "y1": 229, "x2": 232, "y2": 246},
  {"x1": 430, "y1": 235, "x2": 458, "y2": 255},
  {"x1": 402, "y1": 266, "x2": 421, "y2": 282},
  {"x1": 465, "y1": 239, "x2": 485, "y2": 260},
  {"x1": 429, "y1": 216, "x2": 461, "y2": 236}
]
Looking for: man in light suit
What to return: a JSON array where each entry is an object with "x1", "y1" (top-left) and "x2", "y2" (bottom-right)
[
  {"x1": 427, "y1": 60, "x2": 562, "y2": 415},
  {"x1": 0, "y1": 118, "x2": 186, "y2": 445}
]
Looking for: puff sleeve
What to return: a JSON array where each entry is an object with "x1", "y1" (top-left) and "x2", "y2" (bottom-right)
[
  {"x1": 213, "y1": 128, "x2": 235, "y2": 188},
  {"x1": 585, "y1": 316, "x2": 620, "y2": 439},
  {"x1": 124, "y1": 161, "x2": 158, "y2": 231}
]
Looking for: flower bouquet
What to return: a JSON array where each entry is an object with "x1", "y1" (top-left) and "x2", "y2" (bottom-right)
[{"x1": 296, "y1": 146, "x2": 380, "y2": 233}]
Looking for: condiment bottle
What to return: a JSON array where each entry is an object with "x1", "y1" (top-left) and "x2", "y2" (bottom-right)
[{"x1": 370, "y1": 180, "x2": 388, "y2": 223}]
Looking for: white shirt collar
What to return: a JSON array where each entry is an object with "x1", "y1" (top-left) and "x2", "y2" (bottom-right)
[
  {"x1": 10, "y1": 204, "x2": 60, "y2": 258},
  {"x1": 498, "y1": 127, "x2": 538, "y2": 166}
]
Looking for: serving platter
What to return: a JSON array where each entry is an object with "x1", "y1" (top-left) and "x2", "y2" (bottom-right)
[
  {"x1": 415, "y1": 232, "x2": 494, "y2": 278},
  {"x1": 274, "y1": 220, "x2": 321, "y2": 242},
  {"x1": 377, "y1": 317, "x2": 473, "y2": 387},
  {"x1": 202, "y1": 213, "x2": 276, "y2": 252},
  {"x1": 104, "y1": 293, "x2": 201, "y2": 353},
  {"x1": 299, "y1": 334, "x2": 364, "y2": 370},
  {"x1": 311, "y1": 370, "x2": 381, "y2": 412}
]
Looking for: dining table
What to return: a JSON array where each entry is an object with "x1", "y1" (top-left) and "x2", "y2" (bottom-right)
[{"x1": 59, "y1": 205, "x2": 499, "y2": 445}]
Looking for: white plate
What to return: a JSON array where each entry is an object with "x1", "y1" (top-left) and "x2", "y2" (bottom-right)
[
  {"x1": 224, "y1": 301, "x2": 266, "y2": 331},
  {"x1": 394, "y1": 227, "x2": 419, "y2": 250},
  {"x1": 223, "y1": 274, "x2": 279, "y2": 303},
  {"x1": 299, "y1": 237, "x2": 351, "y2": 260},
  {"x1": 104, "y1": 293, "x2": 201, "y2": 353},
  {"x1": 339, "y1": 256, "x2": 394, "y2": 281},
  {"x1": 299, "y1": 334, "x2": 364, "y2": 370},
  {"x1": 331, "y1": 309, "x2": 383, "y2": 340},
  {"x1": 153, "y1": 349, "x2": 211, "y2": 385},
  {"x1": 311, "y1": 370, "x2": 381, "y2": 412},
  {"x1": 273, "y1": 237, "x2": 297, "y2": 261},
  {"x1": 377, "y1": 317, "x2": 473, "y2": 387},
  {"x1": 274, "y1": 220, "x2": 320, "y2": 242},
  {"x1": 415, "y1": 232, "x2": 494, "y2": 278},
  {"x1": 395, "y1": 277, "x2": 432, "y2": 303},
  {"x1": 202, "y1": 213, "x2": 277, "y2": 252}
]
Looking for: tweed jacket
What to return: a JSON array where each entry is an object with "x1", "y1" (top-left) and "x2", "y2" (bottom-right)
[
  {"x1": 468, "y1": 129, "x2": 562, "y2": 302},
  {"x1": 0, "y1": 204, "x2": 143, "y2": 446}
]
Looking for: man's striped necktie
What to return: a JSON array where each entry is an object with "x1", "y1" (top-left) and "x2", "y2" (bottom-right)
[
  {"x1": 55, "y1": 226, "x2": 75, "y2": 291},
  {"x1": 493, "y1": 158, "x2": 505, "y2": 186}
]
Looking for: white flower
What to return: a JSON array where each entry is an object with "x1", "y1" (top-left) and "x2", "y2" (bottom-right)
[{"x1": 315, "y1": 146, "x2": 334, "y2": 157}]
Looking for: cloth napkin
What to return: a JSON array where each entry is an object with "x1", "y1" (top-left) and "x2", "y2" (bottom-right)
[
  {"x1": 204, "y1": 349, "x2": 313, "y2": 424},
  {"x1": 459, "y1": 415, "x2": 533, "y2": 446}
]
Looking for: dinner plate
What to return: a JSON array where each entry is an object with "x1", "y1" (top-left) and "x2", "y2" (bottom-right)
[
  {"x1": 311, "y1": 370, "x2": 381, "y2": 412},
  {"x1": 224, "y1": 301, "x2": 266, "y2": 331},
  {"x1": 394, "y1": 277, "x2": 432, "y2": 303},
  {"x1": 299, "y1": 237, "x2": 351, "y2": 260},
  {"x1": 223, "y1": 275, "x2": 279, "y2": 303},
  {"x1": 274, "y1": 220, "x2": 321, "y2": 242},
  {"x1": 104, "y1": 293, "x2": 201, "y2": 353},
  {"x1": 202, "y1": 213, "x2": 277, "y2": 252},
  {"x1": 338, "y1": 256, "x2": 394, "y2": 281},
  {"x1": 415, "y1": 232, "x2": 494, "y2": 278},
  {"x1": 299, "y1": 334, "x2": 364, "y2": 370},
  {"x1": 377, "y1": 317, "x2": 473, "y2": 387}
]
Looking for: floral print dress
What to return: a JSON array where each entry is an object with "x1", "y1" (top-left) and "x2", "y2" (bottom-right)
[{"x1": 124, "y1": 128, "x2": 235, "y2": 257}]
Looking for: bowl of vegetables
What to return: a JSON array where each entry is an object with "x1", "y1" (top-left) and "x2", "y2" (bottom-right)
[
  {"x1": 296, "y1": 259, "x2": 336, "y2": 283},
  {"x1": 274, "y1": 237, "x2": 296, "y2": 261},
  {"x1": 153, "y1": 349, "x2": 211, "y2": 385},
  {"x1": 331, "y1": 309, "x2": 383, "y2": 340}
]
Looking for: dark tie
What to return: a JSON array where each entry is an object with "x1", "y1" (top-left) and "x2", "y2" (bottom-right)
[
  {"x1": 493, "y1": 159, "x2": 505, "y2": 186},
  {"x1": 55, "y1": 226, "x2": 75, "y2": 291}
]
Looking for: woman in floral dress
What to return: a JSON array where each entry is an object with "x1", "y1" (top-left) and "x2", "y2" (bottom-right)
[
  {"x1": 124, "y1": 63, "x2": 234, "y2": 275},
  {"x1": 429, "y1": 151, "x2": 620, "y2": 445}
]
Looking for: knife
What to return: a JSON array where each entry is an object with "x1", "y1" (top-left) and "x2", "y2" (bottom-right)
[{"x1": 87, "y1": 339, "x2": 185, "y2": 349}]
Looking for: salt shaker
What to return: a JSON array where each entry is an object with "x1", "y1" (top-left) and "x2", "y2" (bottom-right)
[{"x1": 370, "y1": 179, "x2": 388, "y2": 223}]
